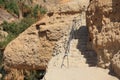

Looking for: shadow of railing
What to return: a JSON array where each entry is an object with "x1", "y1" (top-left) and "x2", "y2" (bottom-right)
[{"x1": 74, "y1": 26, "x2": 98, "y2": 67}]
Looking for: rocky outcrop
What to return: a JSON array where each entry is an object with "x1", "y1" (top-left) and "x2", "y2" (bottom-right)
[
  {"x1": 3, "y1": 17, "x2": 64, "y2": 70},
  {"x1": 3, "y1": 14, "x2": 78, "y2": 70},
  {"x1": 3, "y1": 0, "x2": 89, "y2": 70},
  {"x1": 86, "y1": 0, "x2": 120, "y2": 69}
]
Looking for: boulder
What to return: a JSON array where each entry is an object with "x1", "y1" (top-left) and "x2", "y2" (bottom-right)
[
  {"x1": 3, "y1": 13, "x2": 74, "y2": 70},
  {"x1": 4, "y1": 22, "x2": 53, "y2": 70}
]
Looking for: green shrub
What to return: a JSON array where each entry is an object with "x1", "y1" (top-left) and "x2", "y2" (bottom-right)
[
  {"x1": 40, "y1": 7, "x2": 47, "y2": 15},
  {"x1": 33, "y1": 5, "x2": 39, "y2": 18},
  {"x1": 0, "y1": 0, "x2": 19, "y2": 16},
  {"x1": 0, "y1": 0, "x2": 5, "y2": 8},
  {"x1": 2, "y1": 21, "x2": 18, "y2": 35},
  {"x1": 21, "y1": 4, "x2": 32, "y2": 17},
  {"x1": 5, "y1": 0, "x2": 19, "y2": 16},
  {"x1": 0, "y1": 18, "x2": 36, "y2": 49},
  {"x1": 0, "y1": 1, "x2": 47, "y2": 49},
  {"x1": 20, "y1": 17, "x2": 37, "y2": 30},
  {"x1": 0, "y1": 34, "x2": 15, "y2": 49},
  {"x1": 33, "y1": 5, "x2": 47, "y2": 18},
  {"x1": 0, "y1": 0, "x2": 47, "y2": 18},
  {"x1": 3, "y1": 17, "x2": 36, "y2": 35}
]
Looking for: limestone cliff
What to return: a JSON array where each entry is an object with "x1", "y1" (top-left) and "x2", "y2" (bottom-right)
[{"x1": 86, "y1": 0, "x2": 120, "y2": 76}]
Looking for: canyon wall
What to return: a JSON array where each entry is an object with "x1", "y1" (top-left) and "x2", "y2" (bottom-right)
[{"x1": 86, "y1": 0, "x2": 120, "y2": 77}]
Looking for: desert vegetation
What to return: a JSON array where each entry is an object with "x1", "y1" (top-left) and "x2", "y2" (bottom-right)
[
  {"x1": 0, "y1": 0, "x2": 47, "y2": 19},
  {"x1": 0, "y1": 17, "x2": 37, "y2": 49},
  {"x1": 0, "y1": 0, "x2": 47, "y2": 79},
  {"x1": 0, "y1": 0, "x2": 47, "y2": 49}
]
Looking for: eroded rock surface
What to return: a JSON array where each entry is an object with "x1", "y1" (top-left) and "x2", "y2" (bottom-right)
[
  {"x1": 4, "y1": 22, "x2": 53, "y2": 70},
  {"x1": 3, "y1": 16, "x2": 68, "y2": 69},
  {"x1": 3, "y1": 0, "x2": 89, "y2": 70},
  {"x1": 112, "y1": 51, "x2": 120, "y2": 78},
  {"x1": 31, "y1": 0, "x2": 89, "y2": 13},
  {"x1": 46, "y1": 0, "x2": 89, "y2": 13},
  {"x1": 86, "y1": 0, "x2": 120, "y2": 69}
]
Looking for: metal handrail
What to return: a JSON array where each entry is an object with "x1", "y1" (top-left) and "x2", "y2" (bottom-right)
[{"x1": 61, "y1": 14, "x2": 82, "y2": 68}]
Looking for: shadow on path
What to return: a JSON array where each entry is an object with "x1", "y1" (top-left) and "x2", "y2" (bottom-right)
[{"x1": 74, "y1": 26, "x2": 98, "y2": 67}]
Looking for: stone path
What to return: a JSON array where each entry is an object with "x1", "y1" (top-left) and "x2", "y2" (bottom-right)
[
  {"x1": 44, "y1": 12, "x2": 119, "y2": 80},
  {"x1": 44, "y1": 67, "x2": 118, "y2": 80}
]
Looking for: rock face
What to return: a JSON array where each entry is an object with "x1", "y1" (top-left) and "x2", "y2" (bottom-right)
[
  {"x1": 3, "y1": 0, "x2": 89, "y2": 70},
  {"x1": 45, "y1": 0, "x2": 89, "y2": 13},
  {"x1": 32, "y1": 0, "x2": 89, "y2": 13},
  {"x1": 3, "y1": 14, "x2": 77, "y2": 70},
  {"x1": 112, "y1": 51, "x2": 120, "y2": 78},
  {"x1": 3, "y1": 18, "x2": 66, "y2": 69},
  {"x1": 86, "y1": 0, "x2": 120, "y2": 69}
]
